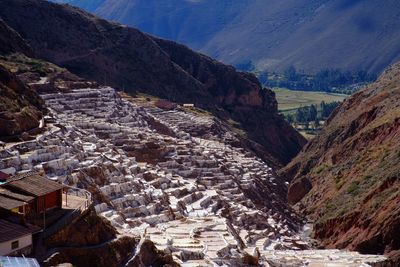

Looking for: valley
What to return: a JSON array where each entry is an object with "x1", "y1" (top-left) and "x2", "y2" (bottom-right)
[
  {"x1": 0, "y1": 0, "x2": 399, "y2": 266},
  {"x1": 0, "y1": 75, "x2": 388, "y2": 266},
  {"x1": 272, "y1": 88, "x2": 347, "y2": 139}
]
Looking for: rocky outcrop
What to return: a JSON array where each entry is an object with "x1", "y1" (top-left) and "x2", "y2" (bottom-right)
[
  {"x1": 128, "y1": 239, "x2": 179, "y2": 267},
  {"x1": 44, "y1": 209, "x2": 138, "y2": 267},
  {"x1": 0, "y1": 64, "x2": 45, "y2": 139},
  {"x1": 43, "y1": 236, "x2": 137, "y2": 267},
  {"x1": 46, "y1": 209, "x2": 117, "y2": 248},
  {"x1": 0, "y1": 50, "x2": 95, "y2": 140},
  {"x1": 0, "y1": 0, "x2": 305, "y2": 166},
  {"x1": 281, "y1": 62, "x2": 400, "y2": 263}
]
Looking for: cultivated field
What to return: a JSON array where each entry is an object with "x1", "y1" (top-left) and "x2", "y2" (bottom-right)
[{"x1": 273, "y1": 88, "x2": 348, "y2": 111}]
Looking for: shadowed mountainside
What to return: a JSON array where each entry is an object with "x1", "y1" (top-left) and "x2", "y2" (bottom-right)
[
  {"x1": 281, "y1": 62, "x2": 400, "y2": 264},
  {"x1": 0, "y1": 0, "x2": 306, "y2": 166},
  {"x1": 0, "y1": 19, "x2": 33, "y2": 56},
  {"x1": 51, "y1": 0, "x2": 400, "y2": 74}
]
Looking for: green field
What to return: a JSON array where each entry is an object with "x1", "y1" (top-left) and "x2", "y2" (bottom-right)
[{"x1": 273, "y1": 88, "x2": 348, "y2": 111}]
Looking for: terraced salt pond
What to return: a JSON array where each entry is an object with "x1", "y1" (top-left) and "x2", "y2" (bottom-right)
[{"x1": 0, "y1": 87, "x2": 386, "y2": 266}]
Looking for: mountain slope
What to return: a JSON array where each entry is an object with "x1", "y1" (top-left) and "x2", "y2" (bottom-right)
[
  {"x1": 51, "y1": 0, "x2": 400, "y2": 74},
  {"x1": 0, "y1": 64, "x2": 45, "y2": 139},
  {"x1": 0, "y1": 0, "x2": 306, "y2": 166},
  {"x1": 280, "y1": 62, "x2": 400, "y2": 264},
  {"x1": 0, "y1": 20, "x2": 45, "y2": 139},
  {"x1": 0, "y1": 19, "x2": 33, "y2": 56}
]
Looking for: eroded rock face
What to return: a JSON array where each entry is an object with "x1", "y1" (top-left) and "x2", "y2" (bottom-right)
[
  {"x1": 0, "y1": 0, "x2": 305, "y2": 167},
  {"x1": 281, "y1": 62, "x2": 400, "y2": 262},
  {"x1": 287, "y1": 177, "x2": 312, "y2": 205}
]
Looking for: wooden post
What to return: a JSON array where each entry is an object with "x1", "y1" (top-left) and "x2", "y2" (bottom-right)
[{"x1": 43, "y1": 197, "x2": 46, "y2": 230}]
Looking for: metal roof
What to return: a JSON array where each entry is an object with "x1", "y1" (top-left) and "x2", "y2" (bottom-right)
[
  {"x1": 0, "y1": 195, "x2": 26, "y2": 210},
  {"x1": 5, "y1": 172, "x2": 64, "y2": 197},
  {"x1": 0, "y1": 188, "x2": 34, "y2": 202},
  {"x1": 0, "y1": 256, "x2": 40, "y2": 267}
]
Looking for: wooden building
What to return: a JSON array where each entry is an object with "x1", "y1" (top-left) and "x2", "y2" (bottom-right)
[
  {"x1": 0, "y1": 172, "x2": 64, "y2": 230},
  {"x1": 0, "y1": 187, "x2": 34, "y2": 216},
  {"x1": 2, "y1": 172, "x2": 64, "y2": 215}
]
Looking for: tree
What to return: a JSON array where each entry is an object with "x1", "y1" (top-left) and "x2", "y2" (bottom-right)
[
  {"x1": 286, "y1": 114, "x2": 294, "y2": 124},
  {"x1": 314, "y1": 118, "x2": 320, "y2": 128},
  {"x1": 296, "y1": 108, "x2": 306, "y2": 123},
  {"x1": 309, "y1": 105, "x2": 318, "y2": 121},
  {"x1": 284, "y1": 66, "x2": 298, "y2": 81},
  {"x1": 320, "y1": 101, "x2": 326, "y2": 117},
  {"x1": 321, "y1": 101, "x2": 341, "y2": 118}
]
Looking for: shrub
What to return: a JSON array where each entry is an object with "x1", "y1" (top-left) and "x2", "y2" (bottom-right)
[
  {"x1": 314, "y1": 164, "x2": 328, "y2": 174},
  {"x1": 347, "y1": 181, "x2": 360, "y2": 196}
]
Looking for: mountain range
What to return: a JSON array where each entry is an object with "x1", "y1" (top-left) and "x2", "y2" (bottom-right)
[{"x1": 51, "y1": 0, "x2": 400, "y2": 74}]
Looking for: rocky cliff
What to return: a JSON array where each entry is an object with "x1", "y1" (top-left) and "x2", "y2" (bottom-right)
[
  {"x1": 281, "y1": 62, "x2": 400, "y2": 264},
  {"x1": 0, "y1": 0, "x2": 305, "y2": 166}
]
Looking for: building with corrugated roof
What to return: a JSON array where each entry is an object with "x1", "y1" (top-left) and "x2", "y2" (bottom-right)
[
  {"x1": 0, "y1": 220, "x2": 40, "y2": 256},
  {"x1": 0, "y1": 172, "x2": 64, "y2": 220}
]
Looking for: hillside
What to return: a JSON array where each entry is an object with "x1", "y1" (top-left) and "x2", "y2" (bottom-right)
[
  {"x1": 51, "y1": 0, "x2": 400, "y2": 74},
  {"x1": 281, "y1": 62, "x2": 400, "y2": 265},
  {"x1": 0, "y1": 64, "x2": 45, "y2": 139},
  {"x1": 0, "y1": 20, "x2": 45, "y2": 139},
  {"x1": 0, "y1": 0, "x2": 306, "y2": 167}
]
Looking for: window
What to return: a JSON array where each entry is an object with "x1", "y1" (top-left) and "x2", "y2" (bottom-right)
[{"x1": 11, "y1": 240, "x2": 19, "y2": 250}]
